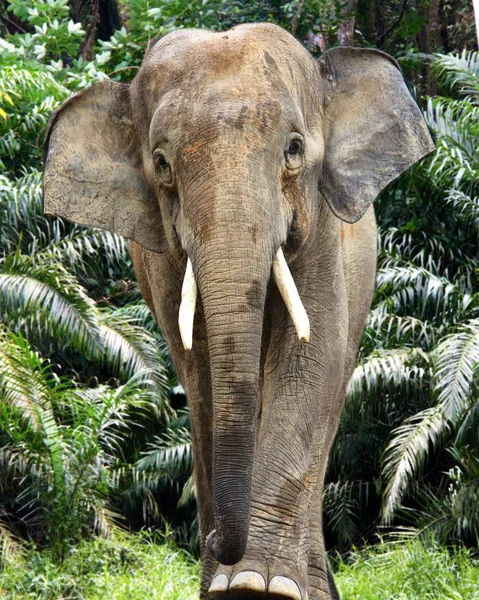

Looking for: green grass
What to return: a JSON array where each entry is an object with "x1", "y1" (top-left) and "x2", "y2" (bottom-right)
[
  {"x1": 336, "y1": 540, "x2": 479, "y2": 599},
  {"x1": 1, "y1": 533, "x2": 479, "y2": 599},
  {"x1": 0, "y1": 531, "x2": 200, "y2": 600}
]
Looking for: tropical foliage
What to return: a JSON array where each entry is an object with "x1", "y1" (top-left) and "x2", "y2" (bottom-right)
[
  {"x1": 0, "y1": 0, "x2": 478, "y2": 565},
  {"x1": 0, "y1": 172, "x2": 181, "y2": 557}
]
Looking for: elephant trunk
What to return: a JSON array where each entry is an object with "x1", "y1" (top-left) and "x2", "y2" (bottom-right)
[
  {"x1": 198, "y1": 236, "x2": 270, "y2": 565},
  {"x1": 183, "y1": 181, "x2": 275, "y2": 565}
]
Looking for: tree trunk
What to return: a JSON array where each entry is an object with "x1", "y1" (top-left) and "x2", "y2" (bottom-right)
[
  {"x1": 416, "y1": 0, "x2": 440, "y2": 96},
  {"x1": 474, "y1": 0, "x2": 479, "y2": 49},
  {"x1": 339, "y1": 0, "x2": 359, "y2": 45}
]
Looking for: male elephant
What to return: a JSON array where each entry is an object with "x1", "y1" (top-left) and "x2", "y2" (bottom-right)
[{"x1": 44, "y1": 23, "x2": 434, "y2": 600}]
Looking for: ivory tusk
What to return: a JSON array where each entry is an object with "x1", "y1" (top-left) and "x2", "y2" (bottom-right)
[
  {"x1": 178, "y1": 257, "x2": 197, "y2": 351},
  {"x1": 272, "y1": 248, "x2": 310, "y2": 343}
]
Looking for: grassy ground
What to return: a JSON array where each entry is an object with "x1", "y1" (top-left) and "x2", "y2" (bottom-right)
[
  {"x1": 0, "y1": 531, "x2": 200, "y2": 600},
  {"x1": 335, "y1": 540, "x2": 479, "y2": 599},
  {"x1": 1, "y1": 532, "x2": 479, "y2": 599}
]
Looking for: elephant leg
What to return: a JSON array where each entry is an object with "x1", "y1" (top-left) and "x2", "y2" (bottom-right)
[
  {"x1": 306, "y1": 344, "x2": 362, "y2": 600},
  {"x1": 209, "y1": 288, "x2": 348, "y2": 600},
  {"x1": 132, "y1": 249, "x2": 218, "y2": 598},
  {"x1": 327, "y1": 563, "x2": 341, "y2": 600},
  {"x1": 190, "y1": 394, "x2": 217, "y2": 599},
  {"x1": 306, "y1": 429, "x2": 338, "y2": 600},
  {"x1": 307, "y1": 455, "x2": 338, "y2": 600},
  {"x1": 181, "y1": 348, "x2": 217, "y2": 599},
  {"x1": 308, "y1": 284, "x2": 372, "y2": 600},
  {"x1": 210, "y1": 388, "x2": 338, "y2": 600},
  {"x1": 210, "y1": 434, "x2": 318, "y2": 600}
]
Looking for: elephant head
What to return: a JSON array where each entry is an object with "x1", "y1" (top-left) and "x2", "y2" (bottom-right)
[{"x1": 44, "y1": 24, "x2": 434, "y2": 566}]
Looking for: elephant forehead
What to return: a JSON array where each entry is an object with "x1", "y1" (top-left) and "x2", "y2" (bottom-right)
[
  {"x1": 155, "y1": 91, "x2": 292, "y2": 127},
  {"x1": 135, "y1": 26, "x2": 315, "y2": 111},
  {"x1": 149, "y1": 93, "x2": 302, "y2": 155},
  {"x1": 143, "y1": 23, "x2": 309, "y2": 77}
]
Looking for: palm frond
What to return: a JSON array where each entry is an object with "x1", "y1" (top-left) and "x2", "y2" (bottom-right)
[
  {"x1": 0, "y1": 255, "x2": 103, "y2": 357},
  {"x1": 323, "y1": 481, "x2": 361, "y2": 546},
  {"x1": 364, "y1": 311, "x2": 434, "y2": 351},
  {"x1": 374, "y1": 262, "x2": 477, "y2": 327},
  {"x1": 99, "y1": 310, "x2": 170, "y2": 409},
  {"x1": 348, "y1": 348, "x2": 430, "y2": 399},
  {"x1": 446, "y1": 189, "x2": 479, "y2": 234},
  {"x1": 432, "y1": 319, "x2": 479, "y2": 422},
  {"x1": 379, "y1": 228, "x2": 455, "y2": 279},
  {"x1": 426, "y1": 97, "x2": 479, "y2": 194},
  {"x1": 136, "y1": 427, "x2": 193, "y2": 480},
  {"x1": 0, "y1": 327, "x2": 48, "y2": 426},
  {"x1": 0, "y1": 170, "x2": 130, "y2": 275},
  {"x1": 120, "y1": 467, "x2": 162, "y2": 523},
  {"x1": 37, "y1": 404, "x2": 66, "y2": 498},
  {"x1": 454, "y1": 399, "x2": 479, "y2": 449},
  {"x1": 432, "y1": 51, "x2": 479, "y2": 100},
  {"x1": 178, "y1": 472, "x2": 196, "y2": 507},
  {"x1": 110, "y1": 302, "x2": 161, "y2": 334},
  {"x1": 134, "y1": 415, "x2": 193, "y2": 503},
  {"x1": 382, "y1": 407, "x2": 448, "y2": 522},
  {"x1": 413, "y1": 447, "x2": 479, "y2": 545}
]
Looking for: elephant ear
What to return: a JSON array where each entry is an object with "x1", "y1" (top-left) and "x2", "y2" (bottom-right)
[
  {"x1": 44, "y1": 80, "x2": 167, "y2": 253},
  {"x1": 317, "y1": 47, "x2": 435, "y2": 223}
]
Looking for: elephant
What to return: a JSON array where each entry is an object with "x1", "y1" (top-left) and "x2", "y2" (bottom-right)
[{"x1": 43, "y1": 23, "x2": 434, "y2": 600}]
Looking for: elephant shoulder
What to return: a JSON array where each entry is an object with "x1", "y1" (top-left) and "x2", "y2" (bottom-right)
[
  {"x1": 340, "y1": 205, "x2": 377, "y2": 304},
  {"x1": 340, "y1": 205, "x2": 377, "y2": 257}
]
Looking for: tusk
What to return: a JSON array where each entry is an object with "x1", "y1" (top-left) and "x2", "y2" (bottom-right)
[
  {"x1": 178, "y1": 257, "x2": 197, "y2": 351},
  {"x1": 272, "y1": 248, "x2": 310, "y2": 343}
]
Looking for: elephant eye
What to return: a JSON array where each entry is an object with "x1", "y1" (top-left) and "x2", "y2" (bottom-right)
[
  {"x1": 287, "y1": 140, "x2": 302, "y2": 156},
  {"x1": 153, "y1": 149, "x2": 173, "y2": 185},
  {"x1": 284, "y1": 135, "x2": 304, "y2": 171}
]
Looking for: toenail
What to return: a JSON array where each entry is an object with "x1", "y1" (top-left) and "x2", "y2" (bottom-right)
[
  {"x1": 230, "y1": 570, "x2": 266, "y2": 592},
  {"x1": 268, "y1": 575, "x2": 302, "y2": 600},
  {"x1": 208, "y1": 573, "x2": 229, "y2": 593}
]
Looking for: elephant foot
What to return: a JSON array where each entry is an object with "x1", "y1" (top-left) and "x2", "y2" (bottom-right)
[{"x1": 208, "y1": 559, "x2": 308, "y2": 600}]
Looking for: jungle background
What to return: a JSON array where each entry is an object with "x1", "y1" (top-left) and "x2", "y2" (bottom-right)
[{"x1": 0, "y1": 0, "x2": 479, "y2": 598}]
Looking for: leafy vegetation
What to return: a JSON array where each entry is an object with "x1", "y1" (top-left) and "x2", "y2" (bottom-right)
[
  {"x1": 1, "y1": 0, "x2": 478, "y2": 576},
  {"x1": 0, "y1": 0, "x2": 186, "y2": 557}
]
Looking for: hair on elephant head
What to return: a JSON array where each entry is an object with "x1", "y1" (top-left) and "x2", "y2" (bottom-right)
[{"x1": 44, "y1": 23, "x2": 434, "y2": 600}]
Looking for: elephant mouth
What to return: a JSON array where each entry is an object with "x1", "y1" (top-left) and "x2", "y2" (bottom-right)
[
  {"x1": 178, "y1": 247, "x2": 310, "y2": 351},
  {"x1": 284, "y1": 209, "x2": 304, "y2": 255}
]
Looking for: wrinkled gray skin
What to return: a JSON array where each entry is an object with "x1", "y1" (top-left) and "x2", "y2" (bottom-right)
[{"x1": 44, "y1": 23, "x2": 434, "y2": 600}]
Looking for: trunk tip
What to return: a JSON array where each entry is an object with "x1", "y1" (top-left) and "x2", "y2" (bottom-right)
[{"x1": 206, "y1": 529, "x2": 247, "y2": 566}]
